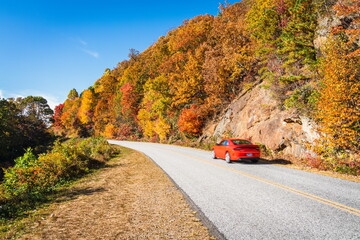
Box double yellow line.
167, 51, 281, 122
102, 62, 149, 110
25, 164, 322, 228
159, 147, 360, 217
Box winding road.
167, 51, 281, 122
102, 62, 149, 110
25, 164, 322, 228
109, 140, 360, 240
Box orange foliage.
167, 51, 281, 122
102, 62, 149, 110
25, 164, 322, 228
167, 15, 214, 52
54, 0, 359, 154
103, 123, 117, 139
59, 98, 81, 137
178, 105, 206, 137
316, 1, 360, 152
119, 82, 138, 119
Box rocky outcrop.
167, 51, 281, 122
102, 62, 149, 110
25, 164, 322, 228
201, 84, 319, 159
313, 1, 340, 53
314, 0, 360, 55
200, 1, 357, 160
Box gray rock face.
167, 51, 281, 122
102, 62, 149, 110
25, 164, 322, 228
202, 84, 319, 159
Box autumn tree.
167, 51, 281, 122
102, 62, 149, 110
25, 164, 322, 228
178, 104, 206, 137
78, 88, 95, 125
53, 103, 64, 127
137, 75, 172, 140
93, 71, 119, 135
67, 88, 79, 100
59, 89, 82, 137
119, 82, 138, 119
316, 0, 360, 152
52, 103, 65, 137
203, 2, 256, 111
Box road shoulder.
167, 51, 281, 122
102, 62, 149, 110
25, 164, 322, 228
16, 147, 214, 239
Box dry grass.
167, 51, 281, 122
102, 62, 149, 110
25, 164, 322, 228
6, 147, 214, 240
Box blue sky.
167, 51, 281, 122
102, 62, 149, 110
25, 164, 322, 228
0, 0, 236, 109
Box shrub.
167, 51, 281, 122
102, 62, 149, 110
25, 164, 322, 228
0, 137, 119, 219
284, 84, 319, 114
12, 148, 38, 168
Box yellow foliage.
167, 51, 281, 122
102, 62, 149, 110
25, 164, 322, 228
246, 0, 279, 46
103, 123, 117, 139
137, 108, 155, 139
154, 116, 171, 141
172, 53, 204, 107
78, 89, 94, 125
316, 37, 360, 151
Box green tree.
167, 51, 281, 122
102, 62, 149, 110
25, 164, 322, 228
0, 98, 54, 167
15, 96, 54, 124
67, 88, 79, 100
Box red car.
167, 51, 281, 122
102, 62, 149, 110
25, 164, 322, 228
212, 139, 260, 163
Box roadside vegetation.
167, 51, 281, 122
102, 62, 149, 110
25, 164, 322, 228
0, 97, 55, 178
0, 137, 119, 223
0, 145, 214, 240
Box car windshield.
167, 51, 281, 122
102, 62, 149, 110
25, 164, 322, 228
231, 140, 252, 145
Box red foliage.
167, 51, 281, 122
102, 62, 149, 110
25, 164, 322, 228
276, 0, 289, 28
114, 123, 135, 140
120, 83, 138, 118
53, 103, 64, 127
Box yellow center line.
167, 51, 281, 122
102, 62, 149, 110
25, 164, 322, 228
158, 146, 360, 217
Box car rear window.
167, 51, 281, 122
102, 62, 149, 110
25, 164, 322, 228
231, 140, 252, 145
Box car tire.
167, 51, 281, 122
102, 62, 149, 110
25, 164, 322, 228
225, 152, 231, 163
212, 150, 217, 159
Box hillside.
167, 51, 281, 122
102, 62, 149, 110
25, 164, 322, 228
52, 0, 359, 173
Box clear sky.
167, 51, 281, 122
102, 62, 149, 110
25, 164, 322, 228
0, 0, 237, 109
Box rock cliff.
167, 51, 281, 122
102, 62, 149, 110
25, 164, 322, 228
201, 83, 319, 159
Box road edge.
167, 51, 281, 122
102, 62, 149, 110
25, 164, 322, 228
138, 151, 227, 240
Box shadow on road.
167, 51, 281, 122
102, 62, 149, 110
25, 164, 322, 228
214, 158, 292, 165
258, 158, 292, 165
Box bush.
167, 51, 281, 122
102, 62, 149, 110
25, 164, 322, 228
0, 137, 119, 219
304, 149, 360, 176
284, 84, 318, 113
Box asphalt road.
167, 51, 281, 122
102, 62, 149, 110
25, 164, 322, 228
109, 140, 360, 240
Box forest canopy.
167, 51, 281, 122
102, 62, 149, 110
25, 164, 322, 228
52, 0, 359, 158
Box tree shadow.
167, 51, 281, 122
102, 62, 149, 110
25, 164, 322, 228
101, 163, 126, 169
54, 187, 106, 203
259, 158, 292, 165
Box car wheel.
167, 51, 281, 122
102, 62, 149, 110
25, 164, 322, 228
212, 150, 217, 159
225, 152, 231, 163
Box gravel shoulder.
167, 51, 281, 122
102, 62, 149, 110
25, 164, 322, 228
17, 147, 214, 240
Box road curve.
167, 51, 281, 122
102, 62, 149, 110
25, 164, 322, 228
109, 140, 360, 240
